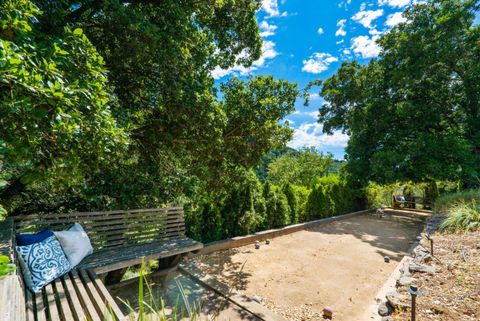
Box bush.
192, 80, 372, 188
305, 175, 358, 219
435, 189, 480, 232
434, 189, 480, 214
263, 182, 291, 228
290, 185, 311, 223
439, 201, 480, 232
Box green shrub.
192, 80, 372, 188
439, 200, 480, 232
435, 189, 480, 232
263, 182, 291, 228
283, 183, 298, 224
290, 185, 311, 223
434, 189, 480, 213
305, 175, 358, 219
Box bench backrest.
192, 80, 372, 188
13, 207, 186, 252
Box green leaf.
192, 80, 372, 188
73, 28, 83, 35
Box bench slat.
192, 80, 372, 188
53, 278, 74, 321
45, 283, 60, 321
35, 291, 47, 321
87, 270, 126, 321
62, 273, 86, 321
78, 270, 113, 321
70, 270, 102, 321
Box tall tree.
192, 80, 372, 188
0, 0, 126, 206
267, 148, 334, 187
314, 0, 480, 186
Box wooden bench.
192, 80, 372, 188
1, 207, 203, 321
13, 207, 203, 275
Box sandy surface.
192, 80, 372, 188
193, 214, 424, 321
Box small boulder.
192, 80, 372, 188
381, 317, 394, 321
378, 302, 390, 316
386, 291, 409, 310
397, 276, 417, 286
409, 262, 436, 274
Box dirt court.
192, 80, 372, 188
192, 213, 424, 321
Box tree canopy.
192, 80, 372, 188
314, 0, 480, 186
267, 148, 334, 187
0, 0, 299, 216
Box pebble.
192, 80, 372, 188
252, 295, 263, 303
323, 306, 333, 319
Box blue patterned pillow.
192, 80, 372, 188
16, 235, 72, 293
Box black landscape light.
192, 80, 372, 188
408, 285, 422, 321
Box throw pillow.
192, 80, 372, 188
16, 229, 54, 246
54, 223, 93, 267
16, 235, 71, 293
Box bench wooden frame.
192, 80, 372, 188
1, 207, 203, 321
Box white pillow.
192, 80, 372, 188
54, 223, 93, 267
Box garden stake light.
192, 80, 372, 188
408, 285, 421, 321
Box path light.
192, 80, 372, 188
426, 233, 434, 256
408, 285, 422, 321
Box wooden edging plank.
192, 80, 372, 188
197, 208, 375, 255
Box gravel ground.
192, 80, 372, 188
391, 231, 480, 321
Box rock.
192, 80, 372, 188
378, 302, 390, 316
409, 262, 436, 274
386, 291, 410, 310
397, 276, 417, 286
322, 306, 333, 319
381, 317, 394, 321
252, 295, 263, 303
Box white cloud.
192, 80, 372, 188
302, 52, 338, 74
262, 0, 287, 18
352, 9, 384, 29
336, 39, 345, 44
259, 20, 277, 37
288, 123, 349, 149
378, 0, 410, 7
385, 12, 407, 27
262, 0, 280, 17
343, 48, 351, 55
350, 35, 381, 58
317, 27, 324, 35
211, 40, 278, 79
335, 19, 347, 36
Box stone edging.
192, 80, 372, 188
196, 208, 375, 255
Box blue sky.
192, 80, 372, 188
213, 0, 480, 160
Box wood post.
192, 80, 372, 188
104, 267, 128, 286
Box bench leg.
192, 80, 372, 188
157, 254, 185, 270
104, 267, 128, 286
